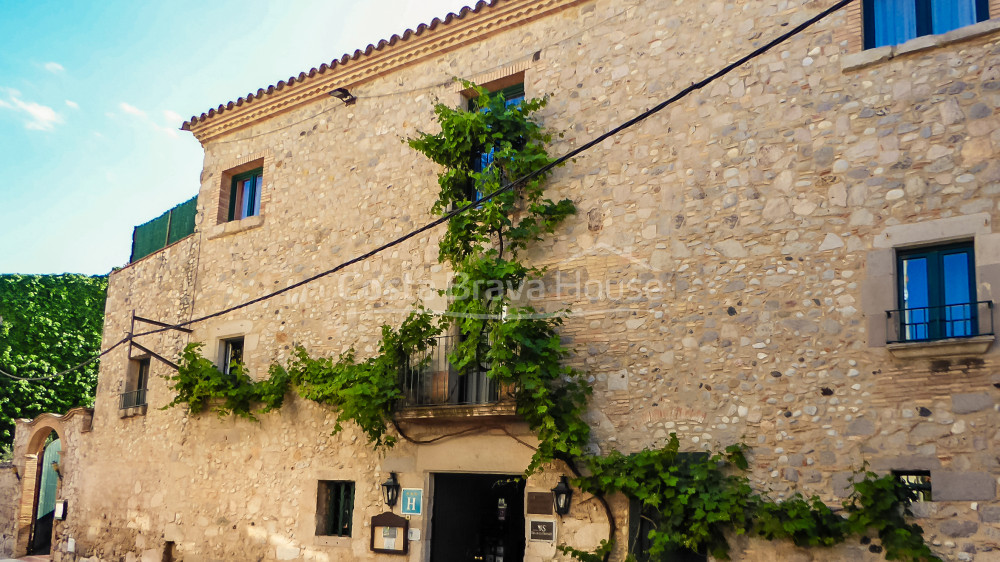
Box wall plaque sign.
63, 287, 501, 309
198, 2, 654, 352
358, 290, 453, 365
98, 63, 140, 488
400, 488, 423, 516
370, 512, 409, 554
526, 492, 553, 515
528, 519, 556, 542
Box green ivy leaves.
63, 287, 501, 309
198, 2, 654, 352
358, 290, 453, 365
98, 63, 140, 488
165, 312, 443, 448
0, 274, 108, 446
570, 439, 939, 562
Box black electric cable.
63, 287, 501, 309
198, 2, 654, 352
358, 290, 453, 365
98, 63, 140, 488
0, 336, 130, 381
133, 0, 854, 340
6, 0, 855, 380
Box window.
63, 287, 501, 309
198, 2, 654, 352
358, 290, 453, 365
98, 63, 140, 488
863, 0, 989, 49
466, 83, 525, 203
120, 357, 150, 409
628, 496, 706, 562
221, 337, 245, 375
627, 453, 708, 562
228, 168, 263, 221
894, 243, 977, 342
893, 470, 932, 502
316, 481, 355, 537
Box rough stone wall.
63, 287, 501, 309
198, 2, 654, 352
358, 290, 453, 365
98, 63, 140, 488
38, 0, 1000, 560
0, 462, 17, 556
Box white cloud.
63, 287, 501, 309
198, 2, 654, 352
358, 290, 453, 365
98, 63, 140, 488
155, 124, 179, 138
0, 89, 64, 131
163, 109, 182, 123
65, 100, 79, 109
44, 62, 65, 74
119, 102, 145, 117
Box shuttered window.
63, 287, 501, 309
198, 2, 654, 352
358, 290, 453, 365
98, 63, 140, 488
317, 481, 355, 537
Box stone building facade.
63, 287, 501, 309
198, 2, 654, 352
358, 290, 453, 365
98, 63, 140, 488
3, 0, 1000, 560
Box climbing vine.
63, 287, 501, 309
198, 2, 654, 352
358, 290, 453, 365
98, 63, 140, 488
164, 84, 938, 561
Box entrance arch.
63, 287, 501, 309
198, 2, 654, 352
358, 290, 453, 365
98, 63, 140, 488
13, 411, 77, 558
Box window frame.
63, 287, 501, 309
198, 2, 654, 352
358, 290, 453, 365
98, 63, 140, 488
627, 453, 709, 562
895, 242, 978, 342
221, 337, 245, 375
862, 0, 990, 49
464, 83, 526, 203
316, 480, 355, 537
228, 168, 263, 221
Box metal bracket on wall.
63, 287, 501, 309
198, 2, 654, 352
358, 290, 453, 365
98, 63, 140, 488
126, 311, 188, 371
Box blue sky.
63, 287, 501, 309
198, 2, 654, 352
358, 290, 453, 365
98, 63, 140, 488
0, 0, 469, 275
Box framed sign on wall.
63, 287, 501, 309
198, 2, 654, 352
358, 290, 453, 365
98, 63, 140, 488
371, 512, 409, 555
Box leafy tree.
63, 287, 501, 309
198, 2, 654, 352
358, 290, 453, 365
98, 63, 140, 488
0, 274, 108, 447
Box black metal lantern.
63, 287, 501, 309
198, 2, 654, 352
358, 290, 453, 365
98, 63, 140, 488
329, 88, 357, 105
552, 475, 573, 516
381, 472, 400, 509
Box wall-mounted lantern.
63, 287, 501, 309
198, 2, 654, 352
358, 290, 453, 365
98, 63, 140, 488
382, 472, 400, 509
329, 88, 357, 105
552, 475, 573, 516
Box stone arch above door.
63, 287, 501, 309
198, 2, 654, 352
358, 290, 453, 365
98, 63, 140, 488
11, 408, 92, 558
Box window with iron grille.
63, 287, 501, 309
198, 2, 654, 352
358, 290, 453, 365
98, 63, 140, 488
316, 481, 355, 537
863, 0, 989, 49
120, 357, 150, 410
893, 470, 932, 502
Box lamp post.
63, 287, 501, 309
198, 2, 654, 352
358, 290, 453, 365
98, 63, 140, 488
551, 475, 572, 516
381, 472, 400, 509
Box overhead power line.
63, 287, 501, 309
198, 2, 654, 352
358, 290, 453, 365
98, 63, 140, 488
2, 0, 854, 380
135, 0, 854, 339
0, 336, 129, 382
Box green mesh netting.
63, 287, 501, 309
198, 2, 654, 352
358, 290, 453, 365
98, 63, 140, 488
130, 196, 197, 262
167, 197, 197, 245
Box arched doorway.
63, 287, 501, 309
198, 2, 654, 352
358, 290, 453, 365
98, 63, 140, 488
27, 432, 61, 554
15, 418, 68, 558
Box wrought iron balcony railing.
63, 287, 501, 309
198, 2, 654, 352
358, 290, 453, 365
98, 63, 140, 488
886, 301, 994, 344
118, 388, 147, 410
399, 335, 501, 407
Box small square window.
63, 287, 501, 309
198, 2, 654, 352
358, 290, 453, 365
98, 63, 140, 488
221, 337, 244, 375
863, 0, 989, 49
890, 242, 980, 343
228, 168, 263, 221
120, 357, 150, 410
317, 481, 355, 537
893, 470, 932, 502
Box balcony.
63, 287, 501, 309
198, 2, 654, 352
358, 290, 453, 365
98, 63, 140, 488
118, 388, 148, 417
886, 301, 995, 358
397, 335, 517, 421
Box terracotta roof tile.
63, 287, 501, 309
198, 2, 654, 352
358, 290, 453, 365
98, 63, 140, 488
181, 0, 497, 130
